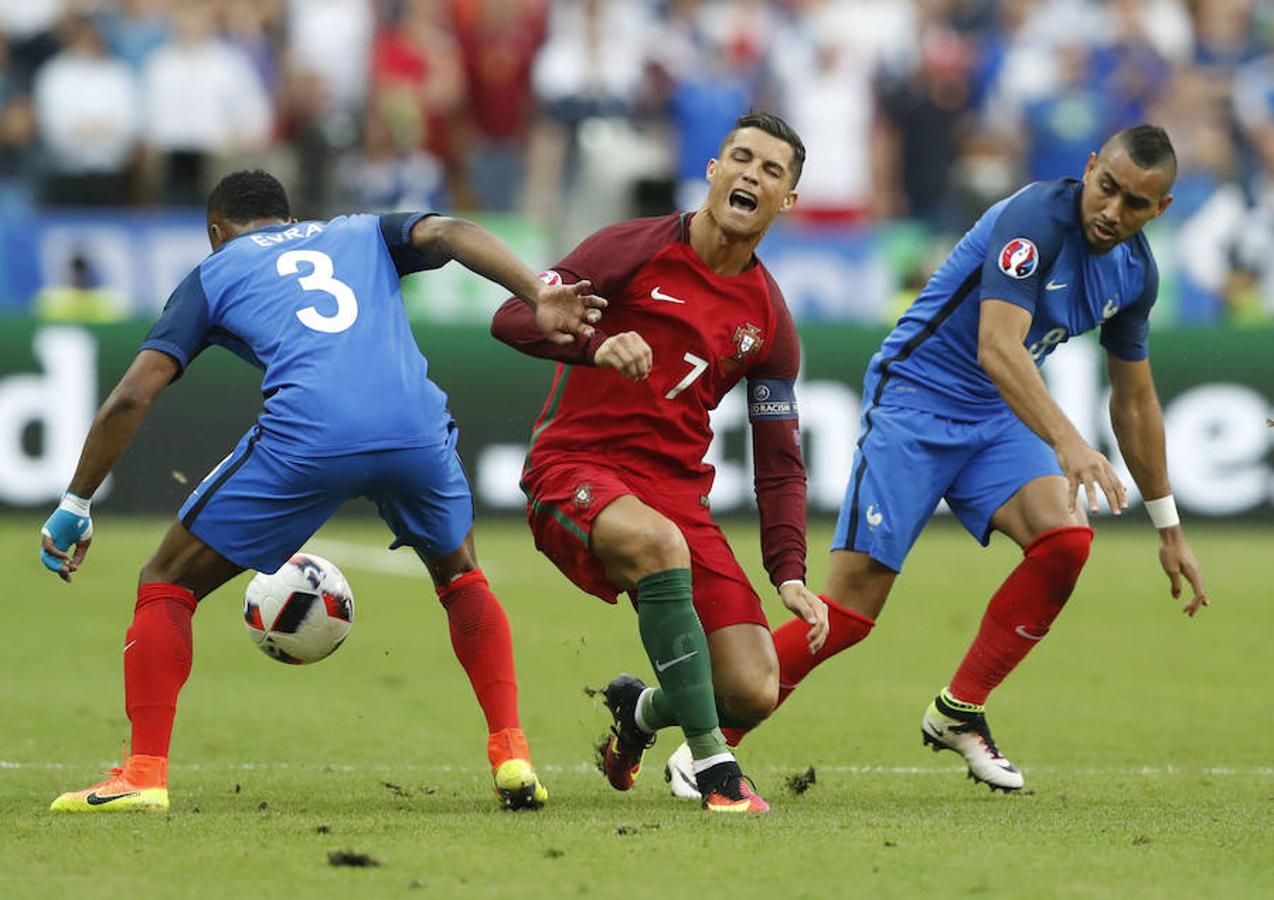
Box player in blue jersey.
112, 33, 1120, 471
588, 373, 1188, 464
39, 170, 603, 813
701, 125, 1210, 792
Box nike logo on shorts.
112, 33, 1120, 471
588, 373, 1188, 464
1045, 281, 1068, 291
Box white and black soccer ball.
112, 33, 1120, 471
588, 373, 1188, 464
243, 554, 354, 664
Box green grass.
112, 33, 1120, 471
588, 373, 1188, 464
2, 514, 1270, 898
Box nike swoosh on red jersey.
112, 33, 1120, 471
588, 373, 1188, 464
650, 286, 686, 304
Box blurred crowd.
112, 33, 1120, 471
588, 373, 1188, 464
3, 0, 1274, 323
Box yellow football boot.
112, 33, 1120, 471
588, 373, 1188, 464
50, 753, 169, 813
489, 728, 547, 810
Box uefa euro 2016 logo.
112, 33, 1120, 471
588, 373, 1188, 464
998, 238, 1038, 279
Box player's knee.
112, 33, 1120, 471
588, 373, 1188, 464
1026, 525, 1093, 589
631, 518, 690, 575
719, 679, 779, 727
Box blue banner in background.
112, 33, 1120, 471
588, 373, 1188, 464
0, 210, 208, 316
0, 210, 1240, 327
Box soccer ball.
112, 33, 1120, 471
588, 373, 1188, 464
243, 554, 354, 664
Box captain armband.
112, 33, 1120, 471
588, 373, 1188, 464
747, 378, 799, 422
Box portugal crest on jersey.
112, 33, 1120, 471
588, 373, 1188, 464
731, 323, 765, 363
998, 238, 1038, 279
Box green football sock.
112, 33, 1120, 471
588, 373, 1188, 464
635, 569, 728, 761
637, 685, 678, 731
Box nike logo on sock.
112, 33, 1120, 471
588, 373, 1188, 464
654, 650, 699, 672
123, 640, 137, 653
1014, 625, 1046, 641
85, 790, 141, 806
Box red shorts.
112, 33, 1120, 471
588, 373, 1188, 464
522, 458, 769, 633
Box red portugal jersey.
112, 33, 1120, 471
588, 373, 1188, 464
522, 212, 799, 485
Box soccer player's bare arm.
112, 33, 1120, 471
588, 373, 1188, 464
978, 299, 1126, 514
1106, 354, 1209, 614
68, 349, 178, 499
408, 215, 604, 344
40, 349, 179, 579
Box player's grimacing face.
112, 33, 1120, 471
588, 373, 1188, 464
705, 128, 798, 237
1080, 146, 1173, 254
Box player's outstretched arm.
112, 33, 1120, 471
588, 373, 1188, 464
978, 299, 1127, 515
1106, 354, 1209, 615
409, 215, 605, 344
39, 350, 178, 582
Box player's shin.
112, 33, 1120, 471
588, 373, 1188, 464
720, 595, 875, 747
635, 569, 730, 762
125, 582, 198, 761
436, 569, 524, 763
948, 526, 1092, 705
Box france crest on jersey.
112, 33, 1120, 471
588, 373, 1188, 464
141, 213, 451, 455
864, 178, 1158, 421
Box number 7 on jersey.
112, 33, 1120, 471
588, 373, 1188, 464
665, 352, 708, 400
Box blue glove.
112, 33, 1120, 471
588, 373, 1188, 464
40, 492, 93, 574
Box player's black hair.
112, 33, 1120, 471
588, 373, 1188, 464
1107, 124, 1177, 180
723, 111, 806, 187
206, 169, 291, 224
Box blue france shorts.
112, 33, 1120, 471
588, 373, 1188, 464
832, 403, 1061, 572
178, 422, 474, 573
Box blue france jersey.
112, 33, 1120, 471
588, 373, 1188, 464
866, 178, 1157, 420
142, 213, 451, 455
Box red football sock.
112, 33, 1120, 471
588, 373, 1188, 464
125, 582, 198, 758
949, 526, 1092, 706
721, 595, 875, 747
437, 569, 520, 741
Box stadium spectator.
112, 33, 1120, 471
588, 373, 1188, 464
284, 0, 373, 116
100, 0, 170, 71
769, 0, 914, 223
369, 0, 464, 206
32, 14, 140, 206
450, 0, 547, 212
1021, 41, 1114, 182
877, 26, 975, 229
0, 37, 36, 206
525, 0, 653, 223
0, 0, 63, 90
339, 96, 444, 212
141, 2, 273, 205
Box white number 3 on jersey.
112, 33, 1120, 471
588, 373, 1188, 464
277, 249, 359, 333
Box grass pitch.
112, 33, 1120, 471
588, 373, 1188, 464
2, 514, 1270, 899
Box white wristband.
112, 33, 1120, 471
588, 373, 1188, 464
1144, 495, 1179, 530
59, 491, 91, 517
778, 579, 804, 590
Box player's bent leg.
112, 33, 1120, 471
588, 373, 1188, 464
421, 532, 547, 810
710, 623, 780, 730
53, 523, 241, 813
927, 475, 1093, 792
824, 549, 897, 622
593, 499, 765, 810
662, 623, 778, 801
